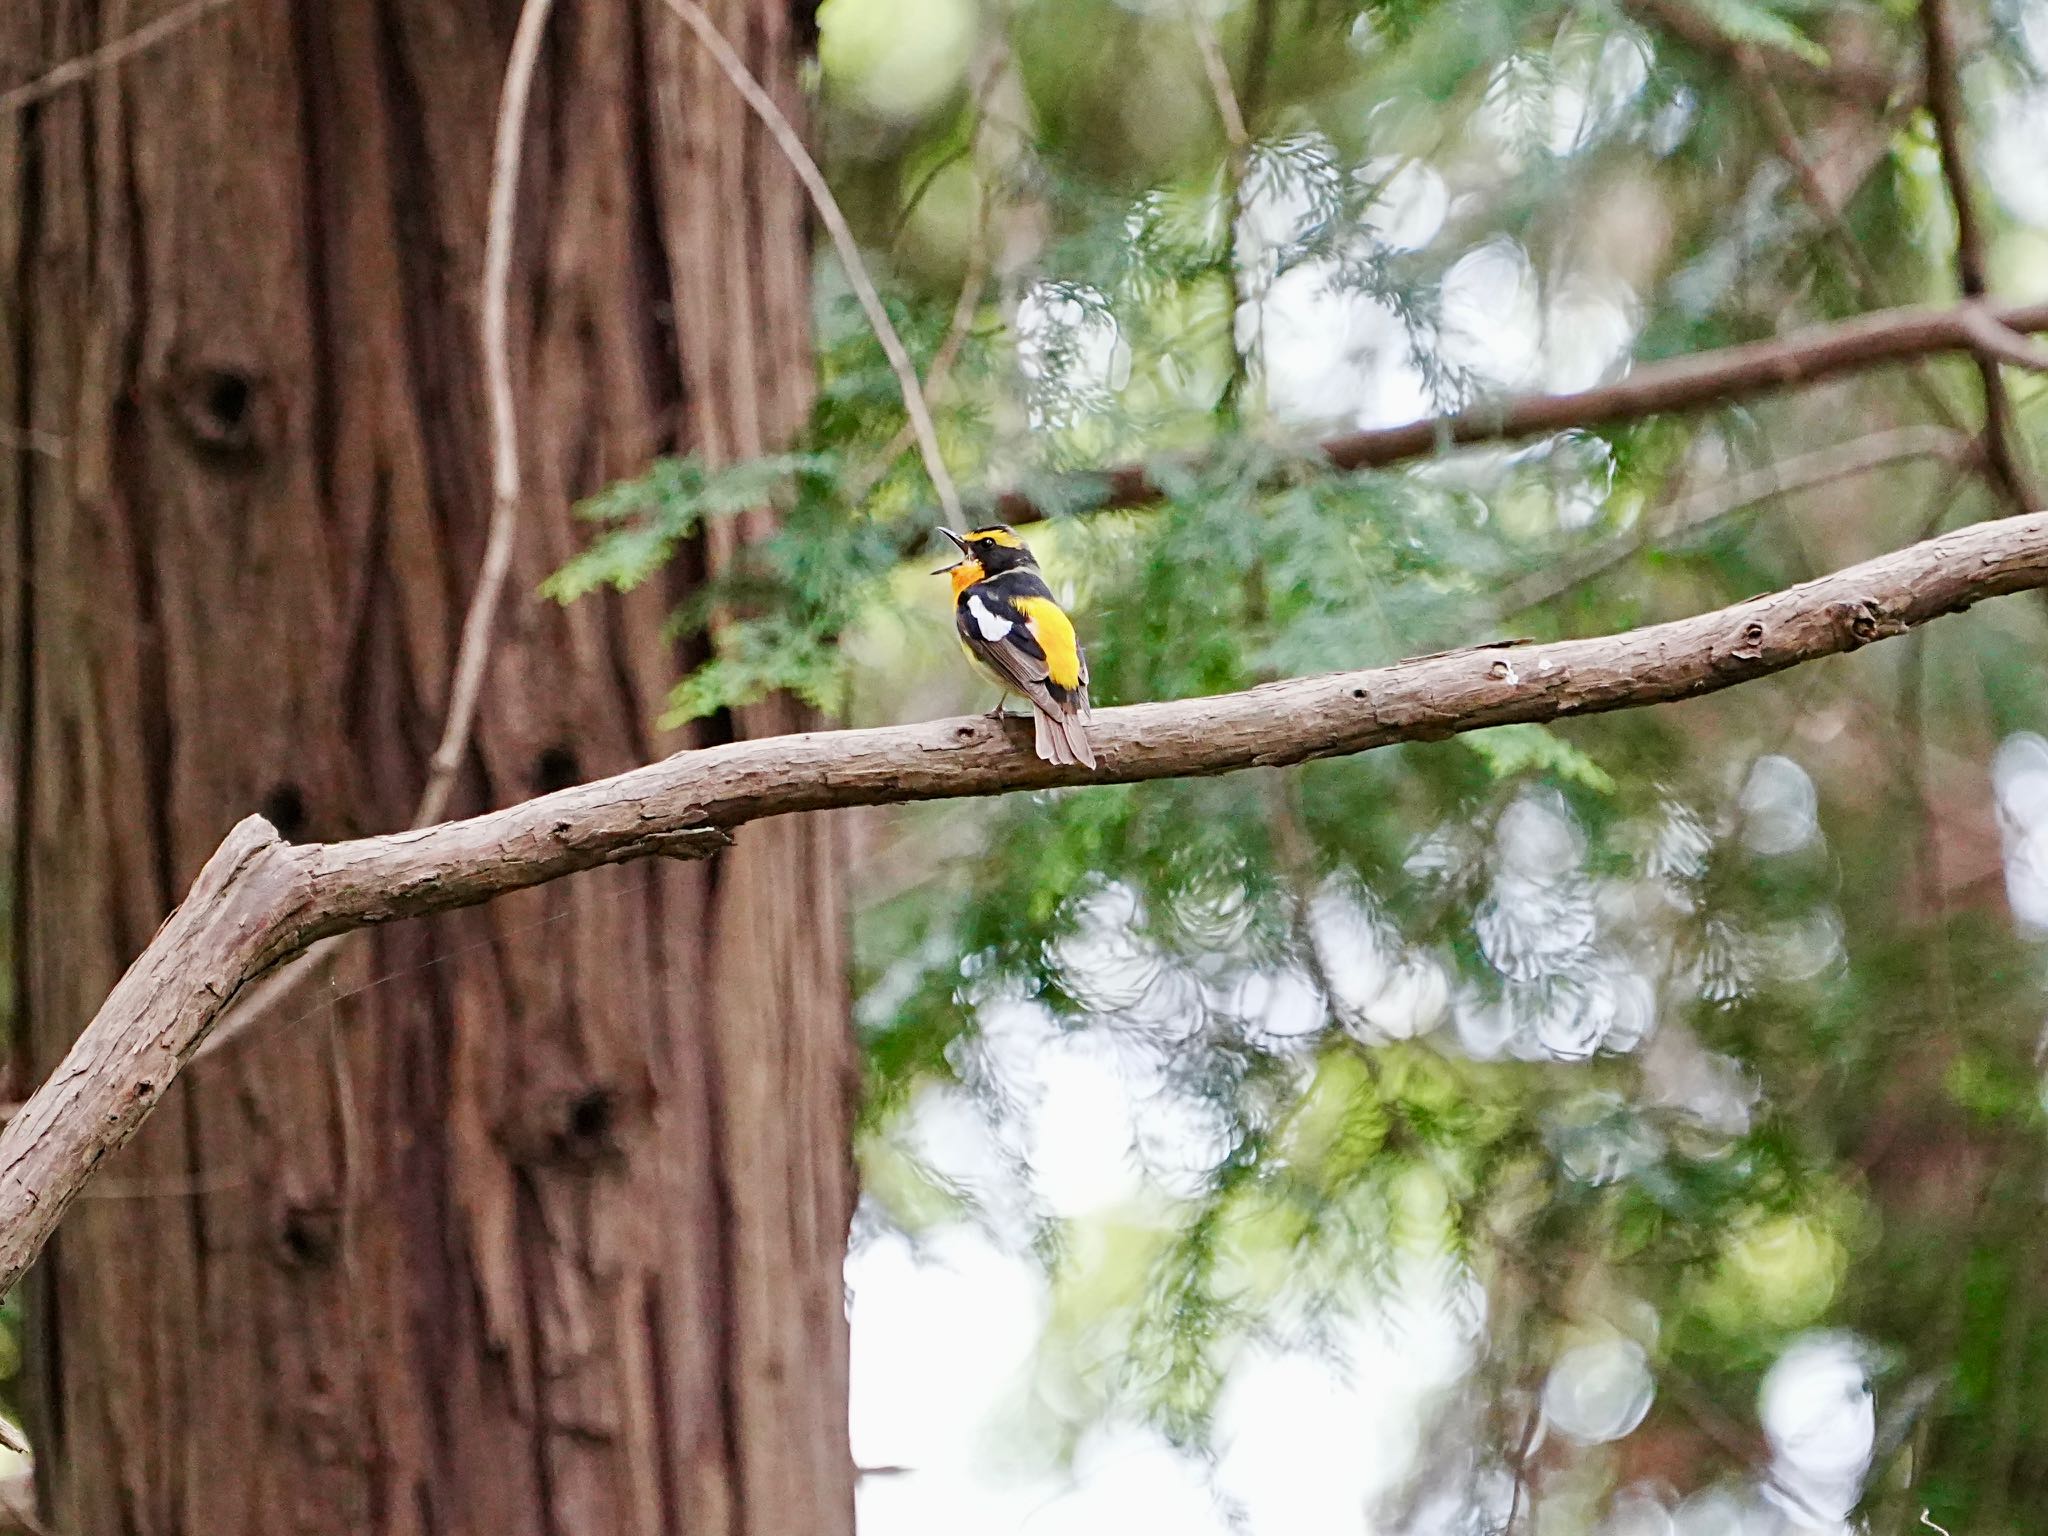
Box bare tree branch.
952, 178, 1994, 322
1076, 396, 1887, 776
0, 0, 234, 116
989, 296, 2048, 526
661, 0, 966, 529
1919, 0, 2044, 509
11, 507, 2048, 1294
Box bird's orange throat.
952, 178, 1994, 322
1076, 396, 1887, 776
948, 560, 986, 599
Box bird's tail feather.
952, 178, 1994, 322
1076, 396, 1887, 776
1034, 706, 1097, 770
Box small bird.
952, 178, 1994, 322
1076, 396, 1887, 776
934, 524, 1096, 769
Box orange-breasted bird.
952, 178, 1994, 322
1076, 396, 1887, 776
934, 524, 1096, 769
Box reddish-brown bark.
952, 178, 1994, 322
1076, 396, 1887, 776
0, 3, 853, 1533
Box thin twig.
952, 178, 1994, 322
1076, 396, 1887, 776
1745, 63, 1971, 434
1187, 1, 1259, 413
1186, 1, 1250, 160
1749, 66, 1886, 289
890, 139, 973, 245
0, 0, 234, 116
1502, 1376, 1544, 1532
1499, 425, 1972, 613
848, 45, 1011, 506
1919, 0, 2044, 510
1921, 0, 1994, 300
662, 0, 965, 529
847, 232, 990, 507
416, 0, 557, 830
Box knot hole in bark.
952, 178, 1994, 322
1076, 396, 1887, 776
1733, 619, 1768, 661
1836, 599, 1882, 645
277, 1203, 341, 1269
542, 1087, 627, 1169
166, 358, 269, 463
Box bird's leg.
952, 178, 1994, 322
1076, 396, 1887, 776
985, 695, 1010, 720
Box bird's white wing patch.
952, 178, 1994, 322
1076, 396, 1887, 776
967, 594, 1013, 641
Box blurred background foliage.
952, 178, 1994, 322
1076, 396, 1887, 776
549, 0, 2048, 1529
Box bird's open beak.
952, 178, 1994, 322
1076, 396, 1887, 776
931, 526, 969, 574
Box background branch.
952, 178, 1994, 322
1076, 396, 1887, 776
1918, 0, 2043, 509
1746, 63, 1975, 437
11, 507, 2048, 1298
1186, 1, 1251, 160
988, 296, 2048, 525
1620, 0, 1907, 105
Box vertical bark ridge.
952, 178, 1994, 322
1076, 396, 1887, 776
2, 2, 854, 1533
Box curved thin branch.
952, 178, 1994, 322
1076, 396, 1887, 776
988, 297, 2048, 526
0, 0, 234, 116
416, 0, 557, 830
9, 507, 2048, 1293
661, 0, 966, 529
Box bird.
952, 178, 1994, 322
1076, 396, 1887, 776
933, 523, 1097, 769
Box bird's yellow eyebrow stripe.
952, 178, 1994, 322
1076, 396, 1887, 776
971, 527, 1024, 548
1015, 595, 1081, 689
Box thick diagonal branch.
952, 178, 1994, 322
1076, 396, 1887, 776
6, 508, 2048, 1293
989, 297, 2048, 526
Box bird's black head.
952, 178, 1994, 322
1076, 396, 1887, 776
934, 524, 1038, 579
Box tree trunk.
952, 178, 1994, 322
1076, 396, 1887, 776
0, 3, 854, 1533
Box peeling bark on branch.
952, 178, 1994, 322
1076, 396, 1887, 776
990, 298, 2048, 526
7, 507, 2048, 1300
